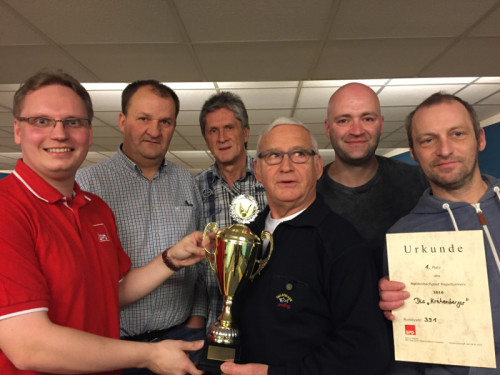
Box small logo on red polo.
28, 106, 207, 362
405, 325, 416, 335
276, 293, 293, 310
93, 223, 110, 242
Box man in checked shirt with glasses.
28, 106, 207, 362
77, 80, 206, 375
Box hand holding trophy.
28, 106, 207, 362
198, 195, 273, 373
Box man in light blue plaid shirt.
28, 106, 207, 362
77, 80, 206, 375
195, 92, 267, 329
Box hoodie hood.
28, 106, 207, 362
410, 175, 500, 215
389, 174, 500, 235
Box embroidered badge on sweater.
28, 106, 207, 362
276, 293, 293, 310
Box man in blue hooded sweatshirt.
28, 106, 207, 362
379, 92, 500, 375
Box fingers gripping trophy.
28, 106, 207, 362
198, 195, 273, 372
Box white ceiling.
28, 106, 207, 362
1, 0, 500, 174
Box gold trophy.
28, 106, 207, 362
198, 195, 273, 372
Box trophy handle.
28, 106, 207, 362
203, 222, 219, 273
249, 230, 274, 280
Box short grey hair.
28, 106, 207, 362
256, 117, 318, 153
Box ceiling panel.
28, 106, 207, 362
457, 84, 500, 104
0, 45, 99, 83
377, 85, 470, 106
65, 44, 203, 82
4, 0, 183, 44
91, 125, 123, 138
422, 37, 500, 77
475, 105, 500, 119
315, 38, 455, 79
0, 2, 47, 44
175, 89, 219, 111
177, 0, 331, 42
381, 122, 405, 133
247, 109, 292, 125
468, 4, 500, 36
195, 42, 318, 81
481, 92, 500, 105
330, 0, 498, 39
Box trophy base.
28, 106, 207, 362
197, 340, 241, 374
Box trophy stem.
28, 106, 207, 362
219, 296, 233, 327
209, 296, 240, 345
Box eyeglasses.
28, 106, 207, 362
16, 117, 91, 129
257, 148, 316, 165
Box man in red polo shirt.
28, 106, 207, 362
0, 71, 205, 375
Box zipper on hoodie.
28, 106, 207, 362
472, 203, 500, 275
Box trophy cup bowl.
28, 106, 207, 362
198, 221, 273, 372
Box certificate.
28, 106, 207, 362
386, 230, 495, 368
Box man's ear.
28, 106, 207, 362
118, 112, 126, 133
315, 154, 324, 180
243, 126, 250, 144
14, 118, 21, 145
254, 159, 262, 183
409, 145, 417, 162
324, 119, 330, 139
477, 128, 486, 152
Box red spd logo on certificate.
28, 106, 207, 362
405, 325, 416, 335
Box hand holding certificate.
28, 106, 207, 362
386, 230, 496, 368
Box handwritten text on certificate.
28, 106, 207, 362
386, 230, 495, 368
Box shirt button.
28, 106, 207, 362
285, 283, 293, 291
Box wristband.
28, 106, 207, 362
162, 248, 182, 272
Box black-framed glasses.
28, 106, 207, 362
16, 117, 91, 129
257, 148, 316, 165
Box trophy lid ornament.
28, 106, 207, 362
230, 194, 259, 224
